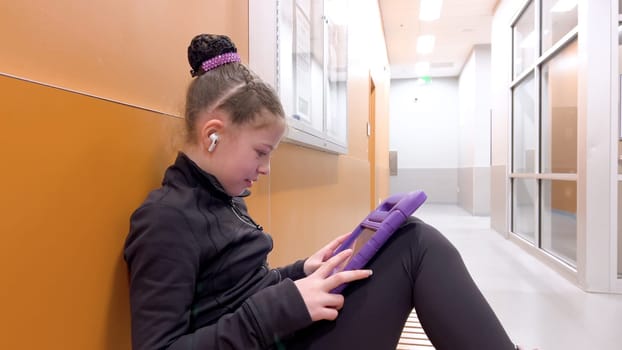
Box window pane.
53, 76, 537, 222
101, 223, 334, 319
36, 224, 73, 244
512, 73, 536, 173
541, 180, 576, 266
541, 40, 578, 174
513, 1, 536, 78
541, 0, 578, 52
325, 0, 348, 144
512, 178, 537, 243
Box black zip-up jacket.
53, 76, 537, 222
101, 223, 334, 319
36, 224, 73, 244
124, 153, 312, 350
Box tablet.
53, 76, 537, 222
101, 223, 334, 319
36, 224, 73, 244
330, 190, 427, 293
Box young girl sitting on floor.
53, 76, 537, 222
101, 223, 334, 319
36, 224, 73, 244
124, 33, 528, 350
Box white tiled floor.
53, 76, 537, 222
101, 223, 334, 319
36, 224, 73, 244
408, 204, 622, 350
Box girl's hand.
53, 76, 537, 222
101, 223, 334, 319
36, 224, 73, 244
303, 233, 350, 276
294, 249, 372, 322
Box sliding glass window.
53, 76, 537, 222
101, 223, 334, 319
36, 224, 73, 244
513, 1, 536, 79
513, 73, 536, 173
540, 39, 577, 264
541, 0, 578, 53
512, 178, 537, 243
541, 40, 578, 175
510, 0, 578, 267
541, 180, 576, 264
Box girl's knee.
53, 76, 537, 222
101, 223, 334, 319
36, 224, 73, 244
399, 217, 460, 259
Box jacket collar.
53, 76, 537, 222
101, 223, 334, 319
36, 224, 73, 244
164, 152, 251, 199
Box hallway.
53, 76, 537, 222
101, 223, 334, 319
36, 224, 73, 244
400, 204, 622, 350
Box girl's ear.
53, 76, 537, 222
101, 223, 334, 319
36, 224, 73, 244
198, 118, 224, 152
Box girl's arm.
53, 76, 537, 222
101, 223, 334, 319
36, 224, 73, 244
276, 259, 307, 280
125, 205, 312, 350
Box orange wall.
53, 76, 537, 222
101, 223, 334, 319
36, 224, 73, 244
0, 0, 248, 116
0, 75, 179, 349
0, 1, 390, 348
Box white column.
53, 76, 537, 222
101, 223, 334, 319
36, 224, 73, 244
577, 0, 615, 292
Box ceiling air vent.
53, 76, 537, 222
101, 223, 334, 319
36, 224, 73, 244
430, 62, 454, 69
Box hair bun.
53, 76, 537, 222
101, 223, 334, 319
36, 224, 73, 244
188, 34, 238, 77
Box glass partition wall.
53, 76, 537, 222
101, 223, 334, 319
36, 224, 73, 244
510, 0, 578, 267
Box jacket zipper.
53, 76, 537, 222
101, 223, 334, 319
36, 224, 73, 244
230, 200, 264, 231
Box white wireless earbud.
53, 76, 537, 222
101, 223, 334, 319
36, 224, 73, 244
208, 133, 219, 152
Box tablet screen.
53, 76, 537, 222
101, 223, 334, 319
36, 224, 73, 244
335, 227, 376, 272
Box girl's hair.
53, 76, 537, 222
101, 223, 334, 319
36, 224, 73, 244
185, 34, 285, 142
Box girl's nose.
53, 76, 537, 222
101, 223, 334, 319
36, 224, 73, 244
258, 162, 270, 175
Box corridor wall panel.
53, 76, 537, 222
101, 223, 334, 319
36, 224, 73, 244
0, 0, 248, 116
0, 74, 180, 349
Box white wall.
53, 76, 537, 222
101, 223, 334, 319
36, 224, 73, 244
389, 77, 460, 202
459, 53, 477, 167
457, 45, 492, 215
475, 45, 492, 167
459, 45, 492, 168
576, 0, 617, 292
389, 78, 459, 168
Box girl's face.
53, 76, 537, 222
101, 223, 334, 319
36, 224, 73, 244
210, 113, 286, 196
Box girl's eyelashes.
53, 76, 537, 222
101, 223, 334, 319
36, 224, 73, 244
256, 150, 268, 157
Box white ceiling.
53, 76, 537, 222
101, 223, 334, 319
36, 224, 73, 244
379, 0, 499, 79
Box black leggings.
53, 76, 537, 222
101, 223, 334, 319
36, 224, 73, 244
282, 217, 516, 350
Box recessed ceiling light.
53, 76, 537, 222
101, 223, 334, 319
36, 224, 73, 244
420, 0, 443, 21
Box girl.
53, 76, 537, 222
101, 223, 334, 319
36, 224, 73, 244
124, 33, 522, 350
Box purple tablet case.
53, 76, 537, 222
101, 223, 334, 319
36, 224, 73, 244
330, 190, 427, 293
